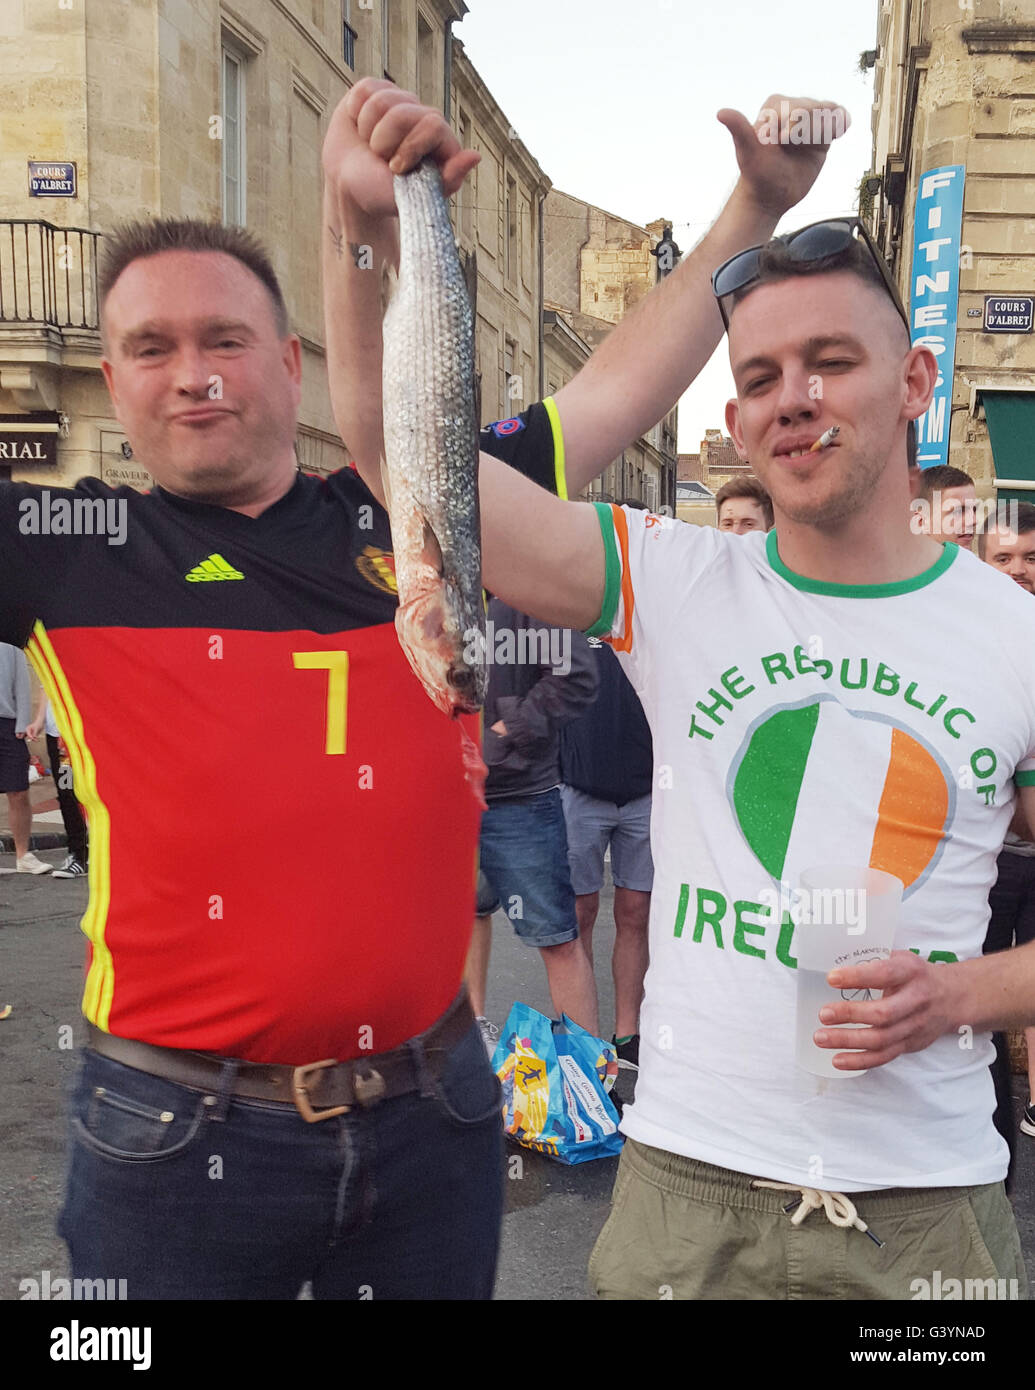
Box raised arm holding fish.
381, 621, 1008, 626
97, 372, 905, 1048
321, 79, 843, 632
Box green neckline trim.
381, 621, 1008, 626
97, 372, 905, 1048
586, 503, 620, 637
765, 529, 957, 597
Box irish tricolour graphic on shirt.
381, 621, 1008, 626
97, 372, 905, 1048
727, 694, 955, 898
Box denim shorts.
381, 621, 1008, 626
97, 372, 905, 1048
478, 788, 579, 948
560, 785, 654, 895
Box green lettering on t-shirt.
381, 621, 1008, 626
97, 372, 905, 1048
775, 912, 798, 969
732, 901, 768, 959
673, 883, 690, 938
692, 888, 726, 948
761, 651, 794, 684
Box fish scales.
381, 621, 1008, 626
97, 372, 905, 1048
382, 158, 487, 736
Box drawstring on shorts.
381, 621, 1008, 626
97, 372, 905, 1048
750, 1180, 885, 1248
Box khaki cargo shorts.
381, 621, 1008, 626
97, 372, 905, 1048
588, 1138, 1029, 1301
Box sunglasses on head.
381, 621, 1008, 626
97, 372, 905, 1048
711, 218, 911, 334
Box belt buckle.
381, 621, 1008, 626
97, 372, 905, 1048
292, 1058, 348, 1123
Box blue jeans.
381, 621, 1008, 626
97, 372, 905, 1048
59, 1020, 504, 1299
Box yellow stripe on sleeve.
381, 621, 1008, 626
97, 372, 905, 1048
542, 397, 568, 501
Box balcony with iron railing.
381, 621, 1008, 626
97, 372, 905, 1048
0, 220, 101, 335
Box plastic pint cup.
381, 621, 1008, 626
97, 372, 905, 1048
794, 865, 903, 1078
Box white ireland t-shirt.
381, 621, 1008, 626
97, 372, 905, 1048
588, 504, 1035, 1191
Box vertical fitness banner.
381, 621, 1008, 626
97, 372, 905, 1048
909, 165, 966, 468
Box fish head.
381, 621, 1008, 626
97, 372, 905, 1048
395, 581, 486, 718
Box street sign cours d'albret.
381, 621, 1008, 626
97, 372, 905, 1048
28, 162, 77, 197
983, 296, 1033, 334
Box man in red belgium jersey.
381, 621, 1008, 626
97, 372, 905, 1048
1, 216, 505, 1300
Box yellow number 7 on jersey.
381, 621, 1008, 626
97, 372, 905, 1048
292, 651, 349, 755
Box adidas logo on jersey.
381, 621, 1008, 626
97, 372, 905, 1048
185, 553, 245, 582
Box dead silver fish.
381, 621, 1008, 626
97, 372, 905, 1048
381, 160, 486, 789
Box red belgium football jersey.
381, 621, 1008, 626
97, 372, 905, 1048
1, 469, 484, 1063
1, 402, 560, 1063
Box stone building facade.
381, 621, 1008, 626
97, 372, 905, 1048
697, 428, 749, 493
449, 38, 550, 427
676, 432, 747, 488
541, 189, 679, 512
867, 0, 1035, 498
674, 430, 753, 526
678, 451, 702, 483
0, 0, 547, 487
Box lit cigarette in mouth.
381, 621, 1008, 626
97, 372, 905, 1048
809, 426, 840, 453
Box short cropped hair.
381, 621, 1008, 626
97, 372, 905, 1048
715, 475, 774, 528
98, 218, 290, 341
619, 496, 651, 511
728, 236, 903, 341
976, 500, 1035, 559
914, 464, 974, 503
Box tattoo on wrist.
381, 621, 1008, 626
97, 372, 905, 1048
328, 226, 344, 259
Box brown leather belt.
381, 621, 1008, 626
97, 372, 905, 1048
85, 990, 474, 1123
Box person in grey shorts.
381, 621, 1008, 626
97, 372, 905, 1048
560, 630, 653, 1079
0, 641, 52, 875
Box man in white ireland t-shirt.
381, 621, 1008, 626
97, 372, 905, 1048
579, 226, 1035, 1299
323, 85, 1035, 1300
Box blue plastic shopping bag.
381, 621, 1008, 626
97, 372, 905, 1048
491, 1002, 623, 1164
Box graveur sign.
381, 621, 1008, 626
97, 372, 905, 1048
984, 296, 1033, 334
0, 415, 59, 466
28, 161, 77, 196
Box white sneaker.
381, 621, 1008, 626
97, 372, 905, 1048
52, 855, 87, 879
17, 852, 52, 875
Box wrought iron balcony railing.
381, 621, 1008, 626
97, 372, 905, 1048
0, 220, 100, 331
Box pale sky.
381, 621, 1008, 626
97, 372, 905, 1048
456, 0, 880, 451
